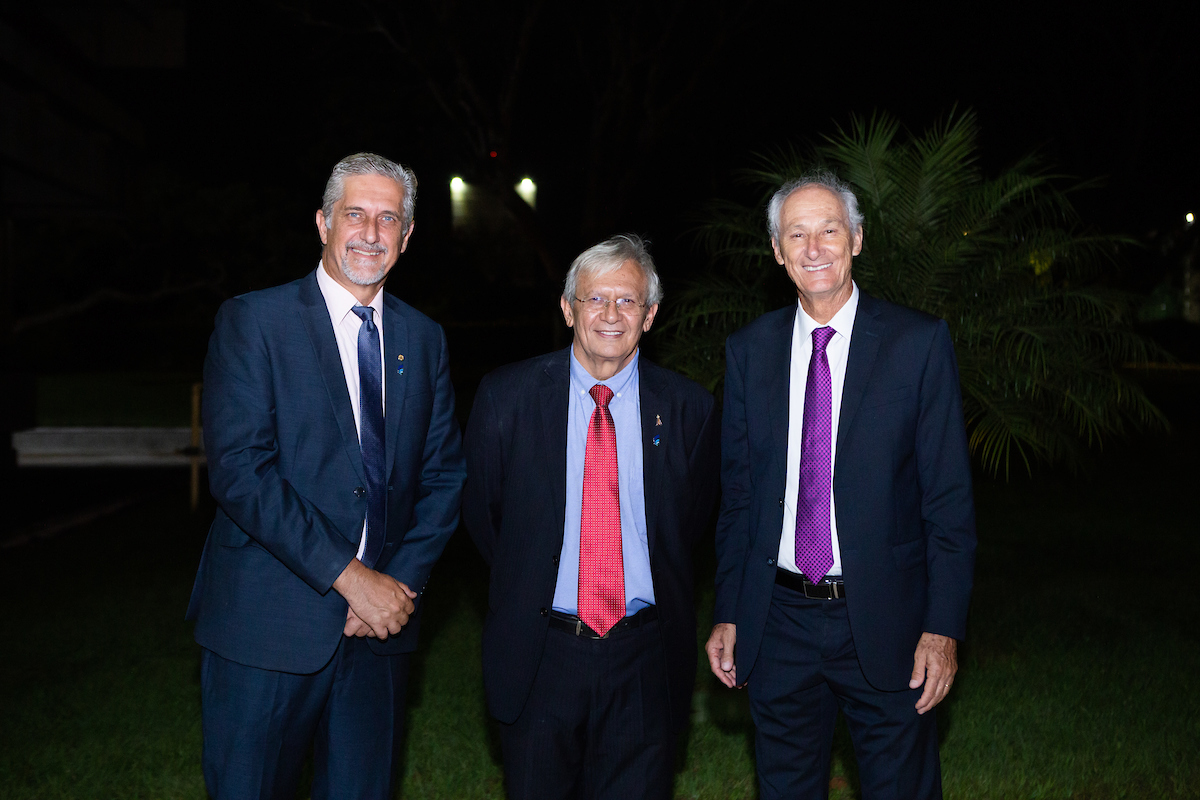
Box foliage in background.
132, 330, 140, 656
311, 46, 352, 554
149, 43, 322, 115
659, 110, 1165, 475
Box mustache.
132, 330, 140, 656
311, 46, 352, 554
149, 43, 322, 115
346, 240, 386, 255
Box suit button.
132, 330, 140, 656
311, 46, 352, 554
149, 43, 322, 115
767, 557, 776, 566
552, 554, 560, 566
778, 497, 784, 507
539, 608, 549, 617
353, 486, 366, 498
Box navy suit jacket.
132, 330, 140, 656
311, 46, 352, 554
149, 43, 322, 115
714, 291, 976, 691
463, 348, 720, 729
186, 269, 466, 674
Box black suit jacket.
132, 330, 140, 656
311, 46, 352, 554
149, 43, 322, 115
714, 291, 976, 690
463, 348, 720, 729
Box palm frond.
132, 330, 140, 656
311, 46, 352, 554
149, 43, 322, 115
660, 108, 1166, 476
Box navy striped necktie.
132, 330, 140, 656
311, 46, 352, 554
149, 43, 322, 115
352, 305, 386, 569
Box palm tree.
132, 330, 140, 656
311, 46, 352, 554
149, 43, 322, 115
658, 110, 1164, 475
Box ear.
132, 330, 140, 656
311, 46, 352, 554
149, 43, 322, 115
316, 210, 329, 245
641, 303, 659, 333
560, 296, 575, 329
852, 226, 864, 257
771, 237, 785, 265
399, 220, 416, 253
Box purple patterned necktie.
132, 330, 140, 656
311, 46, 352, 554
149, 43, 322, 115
796, 326, 835, 583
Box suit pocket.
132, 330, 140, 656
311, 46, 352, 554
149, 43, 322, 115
892, 538, 925, 570
860, 385, 912, 409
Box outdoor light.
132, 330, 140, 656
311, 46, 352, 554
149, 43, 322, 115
1187, 212, 1195, 225
450, 177, 465, 193
516, 177, 537, 208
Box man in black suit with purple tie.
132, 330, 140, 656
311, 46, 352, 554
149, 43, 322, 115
706, 172, 976, 799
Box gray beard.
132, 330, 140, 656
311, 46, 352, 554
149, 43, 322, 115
337, 250, 388, 286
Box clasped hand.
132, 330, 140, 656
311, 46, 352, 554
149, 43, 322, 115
332, 558, 417, 639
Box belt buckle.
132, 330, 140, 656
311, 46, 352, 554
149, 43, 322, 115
803, 579, 841, 600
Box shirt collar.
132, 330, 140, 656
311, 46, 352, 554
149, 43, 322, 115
569, 347, 639, 401
316, 260, 384, 325
796, 281, 859, 341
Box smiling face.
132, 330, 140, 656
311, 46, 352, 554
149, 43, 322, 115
771, 185, 863, 323
560, 259, 660, 381
316, 173, 414, 303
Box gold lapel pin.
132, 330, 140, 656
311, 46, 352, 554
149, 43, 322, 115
397, 354, 404, 361
655, 414, 662, 426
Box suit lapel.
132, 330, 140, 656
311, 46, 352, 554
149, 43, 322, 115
538, 350, 571, 538
382, 295, 409, 480
837, 291, 883, 459
764, 305, 798, 481
299, 272, 366, 486
638, 358, 666, 558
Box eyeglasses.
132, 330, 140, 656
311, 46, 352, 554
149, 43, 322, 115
572, 296, 646, 314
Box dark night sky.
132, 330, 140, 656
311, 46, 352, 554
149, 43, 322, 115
122, 0, 1198, 232
163, 2, 1195, 216
8, 0, 1199, 372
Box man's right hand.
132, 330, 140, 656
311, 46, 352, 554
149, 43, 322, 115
332, 559, 418, 640
705, 623, 739, 688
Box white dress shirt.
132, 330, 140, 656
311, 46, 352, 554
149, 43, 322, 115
776, 282, 860, 577
316, 262, 386, 560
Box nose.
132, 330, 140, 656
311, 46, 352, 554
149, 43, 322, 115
806, 235, 822, 260
362, 217, 380, 242
600, 299, 622, 322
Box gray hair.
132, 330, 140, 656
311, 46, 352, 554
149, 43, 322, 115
767, 170, 864, 244
321, 152, 417, 229
562, 233, 664, 307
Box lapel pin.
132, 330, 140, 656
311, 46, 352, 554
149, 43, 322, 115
652, 436, 660, 447
397, 368, 404, 375
397, 354, 404, 361
655, 414, 662, 426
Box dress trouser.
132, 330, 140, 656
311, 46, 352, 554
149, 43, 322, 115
748, 582, 942, 800
200, 636, 410, 800
499, 617, 675, 800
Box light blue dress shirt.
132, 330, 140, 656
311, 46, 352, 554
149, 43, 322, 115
552, 349, 655, 616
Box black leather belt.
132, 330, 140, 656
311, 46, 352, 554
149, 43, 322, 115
548, 605, 658, 639
775, 568, 846, 599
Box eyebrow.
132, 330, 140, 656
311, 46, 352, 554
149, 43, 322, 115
787, 218, 843, 228
344, 205, 401, 217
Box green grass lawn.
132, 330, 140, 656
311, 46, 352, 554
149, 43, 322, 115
1, 429, 1196, 798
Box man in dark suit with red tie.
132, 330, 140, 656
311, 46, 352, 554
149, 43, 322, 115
706, 173, 977, 799
463, 234, 720, 799
187, 153, 465, 799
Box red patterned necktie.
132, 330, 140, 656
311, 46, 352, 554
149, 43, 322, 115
578, 384, 624, 637
796, 326, 835, 583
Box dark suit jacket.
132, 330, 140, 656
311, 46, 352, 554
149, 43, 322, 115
186, 269, 466, 674
463, 348, 720, 729
714, 291, 976, 691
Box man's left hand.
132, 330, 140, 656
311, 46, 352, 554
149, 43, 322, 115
343, 607, 377, 638
909, 632, 958, 715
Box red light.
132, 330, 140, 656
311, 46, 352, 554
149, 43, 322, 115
490, 151, 497, 158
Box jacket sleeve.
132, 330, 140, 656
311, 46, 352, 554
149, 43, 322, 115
202, 296, 359, 594
713, 337, 751, 624
916, 320, 977, 639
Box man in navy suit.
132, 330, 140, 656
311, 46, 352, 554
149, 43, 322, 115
706, 173, 976, 799
187, 153, 465, 800
463, 235, 720, 799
